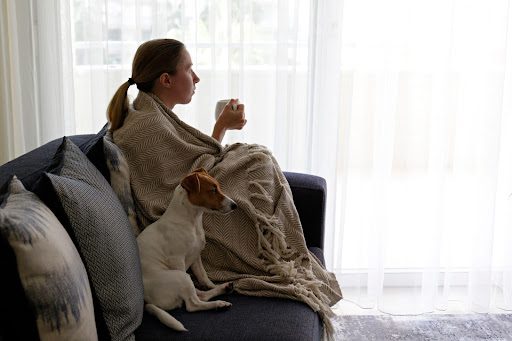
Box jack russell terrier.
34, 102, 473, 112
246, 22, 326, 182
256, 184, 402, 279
137, 168, 237, 331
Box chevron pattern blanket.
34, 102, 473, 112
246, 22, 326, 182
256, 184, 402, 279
113, 91, 342, 335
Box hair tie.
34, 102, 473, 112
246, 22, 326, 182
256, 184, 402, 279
127, 77, 135, 85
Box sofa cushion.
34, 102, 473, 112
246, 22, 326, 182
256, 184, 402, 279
0, 176, 97, 340
103, 131, 140, 236
33, 137, 143, 341
54, 127, 141, 236
84, 126, 110, 182
135, 293, 322, 341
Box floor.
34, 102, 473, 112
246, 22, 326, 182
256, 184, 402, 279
332, 287, 511, 316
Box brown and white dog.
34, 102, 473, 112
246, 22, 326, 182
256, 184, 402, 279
136, 168, 237, 331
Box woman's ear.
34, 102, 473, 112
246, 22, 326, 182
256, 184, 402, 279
159, 73, 173, 88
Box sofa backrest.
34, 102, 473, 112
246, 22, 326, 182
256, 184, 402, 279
0, 128, 107, 190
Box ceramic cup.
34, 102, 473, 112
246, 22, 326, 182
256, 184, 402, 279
215, 99, 238, 119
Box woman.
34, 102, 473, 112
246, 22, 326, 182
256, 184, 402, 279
107, 38, 341, 335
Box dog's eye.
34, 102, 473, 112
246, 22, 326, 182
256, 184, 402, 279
210, 187, 217, 194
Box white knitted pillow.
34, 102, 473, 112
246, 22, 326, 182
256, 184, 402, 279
0, 176, 97, 340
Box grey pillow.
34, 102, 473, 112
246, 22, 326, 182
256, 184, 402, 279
34, 137, 144, 341
0, 176, 97, 340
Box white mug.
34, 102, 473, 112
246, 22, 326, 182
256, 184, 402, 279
215, 99, 238, 120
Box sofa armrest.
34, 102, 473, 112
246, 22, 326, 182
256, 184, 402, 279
283, 171, 326, 250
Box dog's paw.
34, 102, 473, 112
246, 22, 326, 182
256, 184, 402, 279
224, 282, 235, 294
215, 301, 232, 311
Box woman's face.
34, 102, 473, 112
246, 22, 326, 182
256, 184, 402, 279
170, 48, 200, 105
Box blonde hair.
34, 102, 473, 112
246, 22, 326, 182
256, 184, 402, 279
107, 38, 185, 131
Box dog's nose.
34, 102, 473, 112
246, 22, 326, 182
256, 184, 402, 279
230, 202, 238, 210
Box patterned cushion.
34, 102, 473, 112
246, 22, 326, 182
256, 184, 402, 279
33, 137, 144, 341
83, 126, 140, 236
103, 131, 141, 236
0, 176, 97, 340
84, 123, 110, 182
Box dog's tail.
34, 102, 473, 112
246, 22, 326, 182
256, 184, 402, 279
145, 303, 187, 332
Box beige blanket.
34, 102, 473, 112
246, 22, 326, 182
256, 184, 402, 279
113, 91, 342, 335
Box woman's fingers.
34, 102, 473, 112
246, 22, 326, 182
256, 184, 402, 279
217, 100, 246, 131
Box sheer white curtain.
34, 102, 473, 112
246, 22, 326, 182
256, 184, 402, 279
0, 0, 75, 164
4, 0, 512, 315
0, 0, 39, 164
336, 0, 512, 314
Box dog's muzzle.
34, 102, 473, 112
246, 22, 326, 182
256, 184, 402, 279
220, 198, 237, 213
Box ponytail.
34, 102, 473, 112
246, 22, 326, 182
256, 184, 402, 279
107, 81, 131, 132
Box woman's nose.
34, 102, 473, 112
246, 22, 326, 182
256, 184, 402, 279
193, 71, 200, 83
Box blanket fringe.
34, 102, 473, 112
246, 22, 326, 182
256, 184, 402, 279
247, 163, 266, 173
294, 284, 335, 340
250, 192, 273, 203
245, 150, 337, 340
256, 225, 282, 262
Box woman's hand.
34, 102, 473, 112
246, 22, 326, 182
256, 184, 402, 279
212, 99, 247, 142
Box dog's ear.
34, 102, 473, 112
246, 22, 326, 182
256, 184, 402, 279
192, 167, 208, 175
181, 173, 201, 193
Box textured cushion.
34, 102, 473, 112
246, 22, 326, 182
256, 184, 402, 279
103, 131, 140, 236
135, 293, 322, 341
84, 126, 110, 181
33, 137, 144, 341
0, 176, 97, 340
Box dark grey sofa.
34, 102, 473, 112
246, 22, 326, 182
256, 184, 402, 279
0, 130, 328, 341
